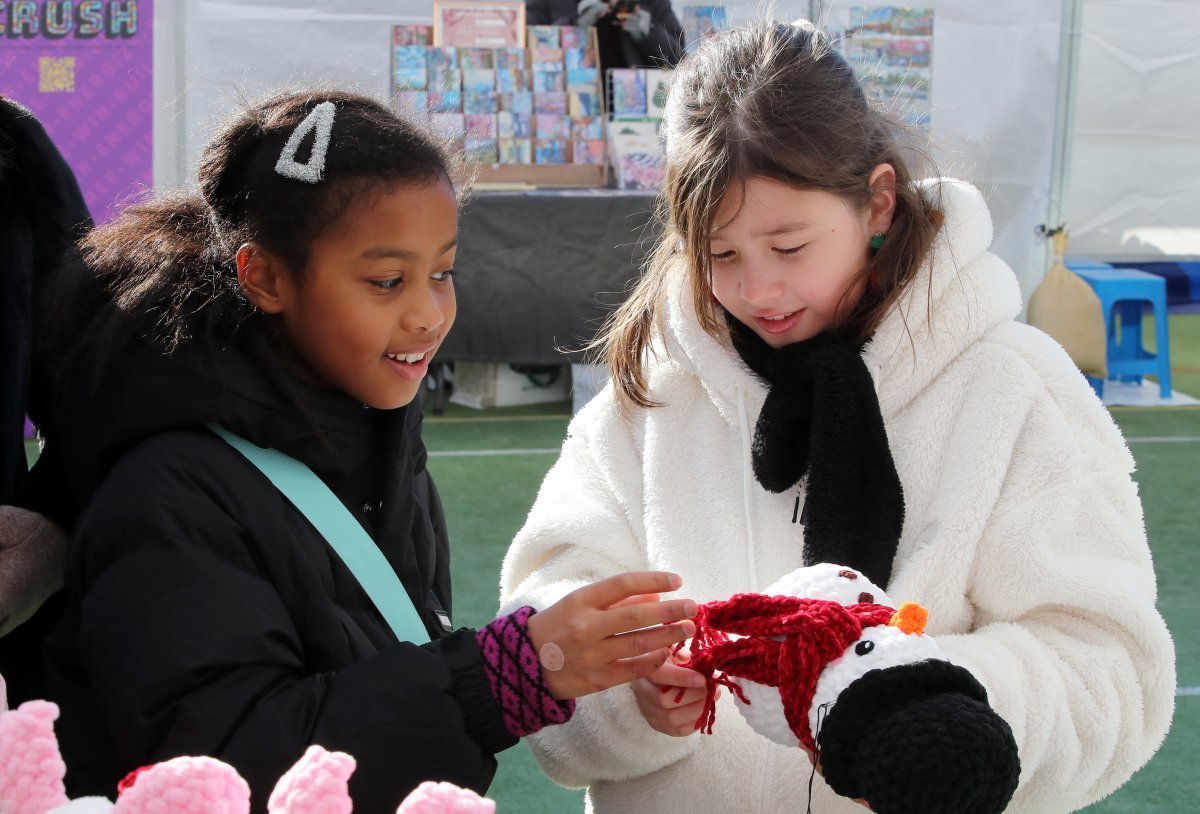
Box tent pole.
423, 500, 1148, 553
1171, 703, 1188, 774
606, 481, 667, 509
1042, 0, 1084, 270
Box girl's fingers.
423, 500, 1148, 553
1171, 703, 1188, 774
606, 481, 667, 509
600, 648, 674, 686
607, 592, 660, 610
597, 597, 698, 638
573, 571, 682, 610
660, 684, 708, 709
666, 700, 708, 729
601, 619, 695, 662
648, 661, 706, 688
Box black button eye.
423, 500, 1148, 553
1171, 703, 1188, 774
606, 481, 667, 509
854, 640, 875, 656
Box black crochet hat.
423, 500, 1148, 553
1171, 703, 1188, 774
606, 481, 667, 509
817, 659, 1020, 814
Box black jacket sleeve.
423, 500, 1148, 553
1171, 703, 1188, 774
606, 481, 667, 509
51, 437, 514, 814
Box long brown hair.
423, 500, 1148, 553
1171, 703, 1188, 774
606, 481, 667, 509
596, 21, 942, 408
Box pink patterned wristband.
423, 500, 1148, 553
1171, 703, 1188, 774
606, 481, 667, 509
476, 606, 575, 738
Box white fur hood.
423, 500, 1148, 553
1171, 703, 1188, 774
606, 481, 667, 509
658, 179, 1022, 422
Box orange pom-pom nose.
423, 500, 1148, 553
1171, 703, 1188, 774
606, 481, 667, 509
888, 602, 928, 636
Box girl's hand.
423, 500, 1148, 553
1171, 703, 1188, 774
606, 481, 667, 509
632, 660, 710, 736
525, 571, 697, 701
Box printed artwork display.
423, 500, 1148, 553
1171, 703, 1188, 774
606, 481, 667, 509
838, 6, 934, 127
392, 24, 607, 169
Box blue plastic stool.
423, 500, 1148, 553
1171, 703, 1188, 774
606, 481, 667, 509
1070, 266, 1172, 399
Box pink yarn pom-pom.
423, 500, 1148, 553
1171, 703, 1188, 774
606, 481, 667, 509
111, 756, 250, 814
395, 782, 495, 814
0, 687, 71, 814
268, 745, 356, 814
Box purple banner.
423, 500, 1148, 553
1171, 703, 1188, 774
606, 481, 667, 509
0, 1, 153, 224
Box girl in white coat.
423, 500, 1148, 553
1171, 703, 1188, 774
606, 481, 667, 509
500, 20, 1175, 814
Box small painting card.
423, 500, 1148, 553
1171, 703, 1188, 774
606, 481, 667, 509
498, 138, 533, 164
466, 139, 499, 163
459, 47, 495, 69
465, 113, 498, 140
644, 68, 672, 118
527, 25, 560, 48
463, 90, 498, 114
571, 139, 605, 165
532, 66, 565, 92
533, 91, 568, 115
427, 90, 464, 113
462, 68, 497, 92
499, 91, 534, 114
570, 115, 604, 140
558, 26, 589, 49
496, 69, 529, 93
534, 138, 568, 164
393, 24, 432, 46
610, 68, 647, 117
535, 113, 569, 139
497, 110, 532, 138
568, 91, 601, 117
427, 46, 458, 73
494, 47, 527, 70
393, 46, 429, 91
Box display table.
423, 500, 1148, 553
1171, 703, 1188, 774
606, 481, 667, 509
442, 189, 659, 365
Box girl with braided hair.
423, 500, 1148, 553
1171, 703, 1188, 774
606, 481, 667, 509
499, 20, 1175, 814
34, 89, 697, 813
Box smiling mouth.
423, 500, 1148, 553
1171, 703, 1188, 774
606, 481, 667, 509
385, 351, 429, 363
761, 311, 798, 322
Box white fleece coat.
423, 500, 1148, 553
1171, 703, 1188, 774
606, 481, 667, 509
499, 180, 1175, 813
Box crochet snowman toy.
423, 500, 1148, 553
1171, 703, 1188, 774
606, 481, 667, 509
682, 563, 1020, 814
0, 673, 495, 814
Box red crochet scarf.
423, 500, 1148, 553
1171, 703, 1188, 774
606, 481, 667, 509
680, 594, 896, 752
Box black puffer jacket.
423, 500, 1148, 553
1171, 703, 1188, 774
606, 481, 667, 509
0, 96, 91, 706
43, 335, 515, 811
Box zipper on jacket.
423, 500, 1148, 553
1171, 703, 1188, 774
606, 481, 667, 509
736, 389, 760, 590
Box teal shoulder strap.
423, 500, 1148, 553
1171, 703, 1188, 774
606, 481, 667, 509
208, 424, 431, 644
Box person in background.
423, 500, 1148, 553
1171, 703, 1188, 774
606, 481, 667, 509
525, 0, 685, 72
0, 96, 89, 705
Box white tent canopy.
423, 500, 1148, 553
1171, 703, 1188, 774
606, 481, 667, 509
150, 0, 1199, 298
1063, 0, 1200, 262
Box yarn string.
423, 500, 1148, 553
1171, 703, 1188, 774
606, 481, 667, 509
806, 701, 835, 814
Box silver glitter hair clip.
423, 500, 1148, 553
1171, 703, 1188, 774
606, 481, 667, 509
274, 100, 336, 183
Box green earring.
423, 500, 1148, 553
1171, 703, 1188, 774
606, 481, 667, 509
869, 232, 885, 250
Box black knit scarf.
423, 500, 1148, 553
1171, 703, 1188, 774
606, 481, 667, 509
728, 316, 904, 588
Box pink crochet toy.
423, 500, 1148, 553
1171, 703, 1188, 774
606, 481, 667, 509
0, 674, 494, 814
